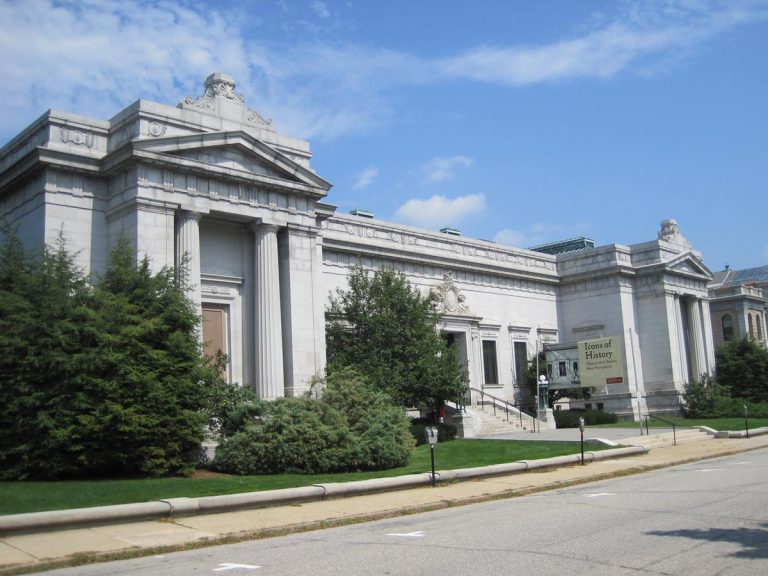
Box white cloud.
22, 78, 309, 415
310, 1, 330, 19
493, 222, 592, 249
395, 194, 486, 228
1, 0, 766, 144
421, 156, 474, 183
352, 166, 378, 190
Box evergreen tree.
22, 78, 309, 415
716, 336, 768, 403
0, 230, 221, 479
326, 266, 466, 409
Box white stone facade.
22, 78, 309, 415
0, 74, 716, 419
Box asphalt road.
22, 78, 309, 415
45, 448, 768, 576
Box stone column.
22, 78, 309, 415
689, 298, 707, 379
253, 223, 284, 399
176, 210, 203, 318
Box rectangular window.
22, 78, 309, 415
558, 361, 567, 377
597, 402, 604, 411
585, 403, 592, 410
482, 340, 499, 385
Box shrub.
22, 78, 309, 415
213, 398, 355, 474
554, 409, 618, 428
214, 369, 416, 474
682, 374, 732, 418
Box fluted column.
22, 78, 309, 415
253, 223, 284, 399
689, 299, 707, 379
176, 210, 203, 320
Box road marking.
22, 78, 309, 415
213, 563, 261, 572
583, 493, 615, 498
387, 531, 424, 537
694, 468, 724, 472
734, 461, 751, 465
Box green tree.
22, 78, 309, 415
0, 230, 222, 479
716, 336, 768, 403
326, 266, 466, 409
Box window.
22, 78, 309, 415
597, 402, 604, 411
748, 314, 755, 338
547, 363, 553, 380
722, 314, 734, 341
572, 361, 579, 378
758, 315, 764, 341
558, 361, 567, 377
585, 403, 592, 410
482, 340, 499, 385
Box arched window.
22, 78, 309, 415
748, 314, 755, 338
757, 314, 763, 341
722, 314, 734, 341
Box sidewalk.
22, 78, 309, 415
2, 432, 768, 574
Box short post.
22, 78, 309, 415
579, 417, 585, 465
426, 426, 439, 486
744, 403, 750, 439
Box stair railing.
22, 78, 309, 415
643, 414, 677, 446
468, 387, 537, 430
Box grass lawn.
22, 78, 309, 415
0, 439, 603, 516
592, 417, 768, 430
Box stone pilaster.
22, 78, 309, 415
176, 210, 203, 318
254, 223, 284, 399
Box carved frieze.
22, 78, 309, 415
60, 127, 94, 148
148, 122, 167, 137
180, 72, 273, 127
430, 272, 469, 314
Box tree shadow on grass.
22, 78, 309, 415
648, 522, 768, 559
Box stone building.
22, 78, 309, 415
708, 265, 768, 349
0, 73, 717, 423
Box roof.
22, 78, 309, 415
716, 264, 768, 287
528, 236, 595, 256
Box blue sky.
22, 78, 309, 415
1, 0, 766, 269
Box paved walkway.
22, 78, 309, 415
2, 432, 768, 575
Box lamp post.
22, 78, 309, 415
538, 374, 549, 432
579, 417, 586, 465
425, 427, 439, 486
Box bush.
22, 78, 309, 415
214, 369, 415, 474
682, 374, 733, 418
213, 398, 355, 474
410, 418, 458, 445
554, 409, 618, 428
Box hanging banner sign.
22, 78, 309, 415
577, 336, 625, 386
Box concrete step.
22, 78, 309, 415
621, 428, 713, 448
474, 405, 533, 435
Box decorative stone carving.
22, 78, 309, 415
180, 72, 273, 127
658, 218, 692, 249
430, 272, 469, 314
147, 122, 167, 137
60, 128, 94, 148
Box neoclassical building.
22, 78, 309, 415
0, 73, 716, 423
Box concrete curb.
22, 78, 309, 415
0, 445, 647, 536
714, 426, 768, 439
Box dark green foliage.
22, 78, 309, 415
409, 418, 458, 446
213, 398, 356, 474
682, 374, 733, 418
326, 266, 467, 409
214, 369, 415, 474
554, 409, 618, 428
0, 230, 221, 479
321, 367, 415, 469
715, 337, 768, 403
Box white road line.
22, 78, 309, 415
583, 493, 615, 498
694, 468, 724, 472
213, 563, 261, 572
386, 531, 425, 537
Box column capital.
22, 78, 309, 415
251, 220, 281, 234
179, 209, 205, 223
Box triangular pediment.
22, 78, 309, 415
132, 131, 332, 194
666, 253, 713, 278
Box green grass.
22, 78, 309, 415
0, 439, 603, 515
592, 417, 768, 430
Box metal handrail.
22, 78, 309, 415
644, 413, 677, 445
468, 387, 537, 430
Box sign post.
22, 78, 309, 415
578, 417, 585, 465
